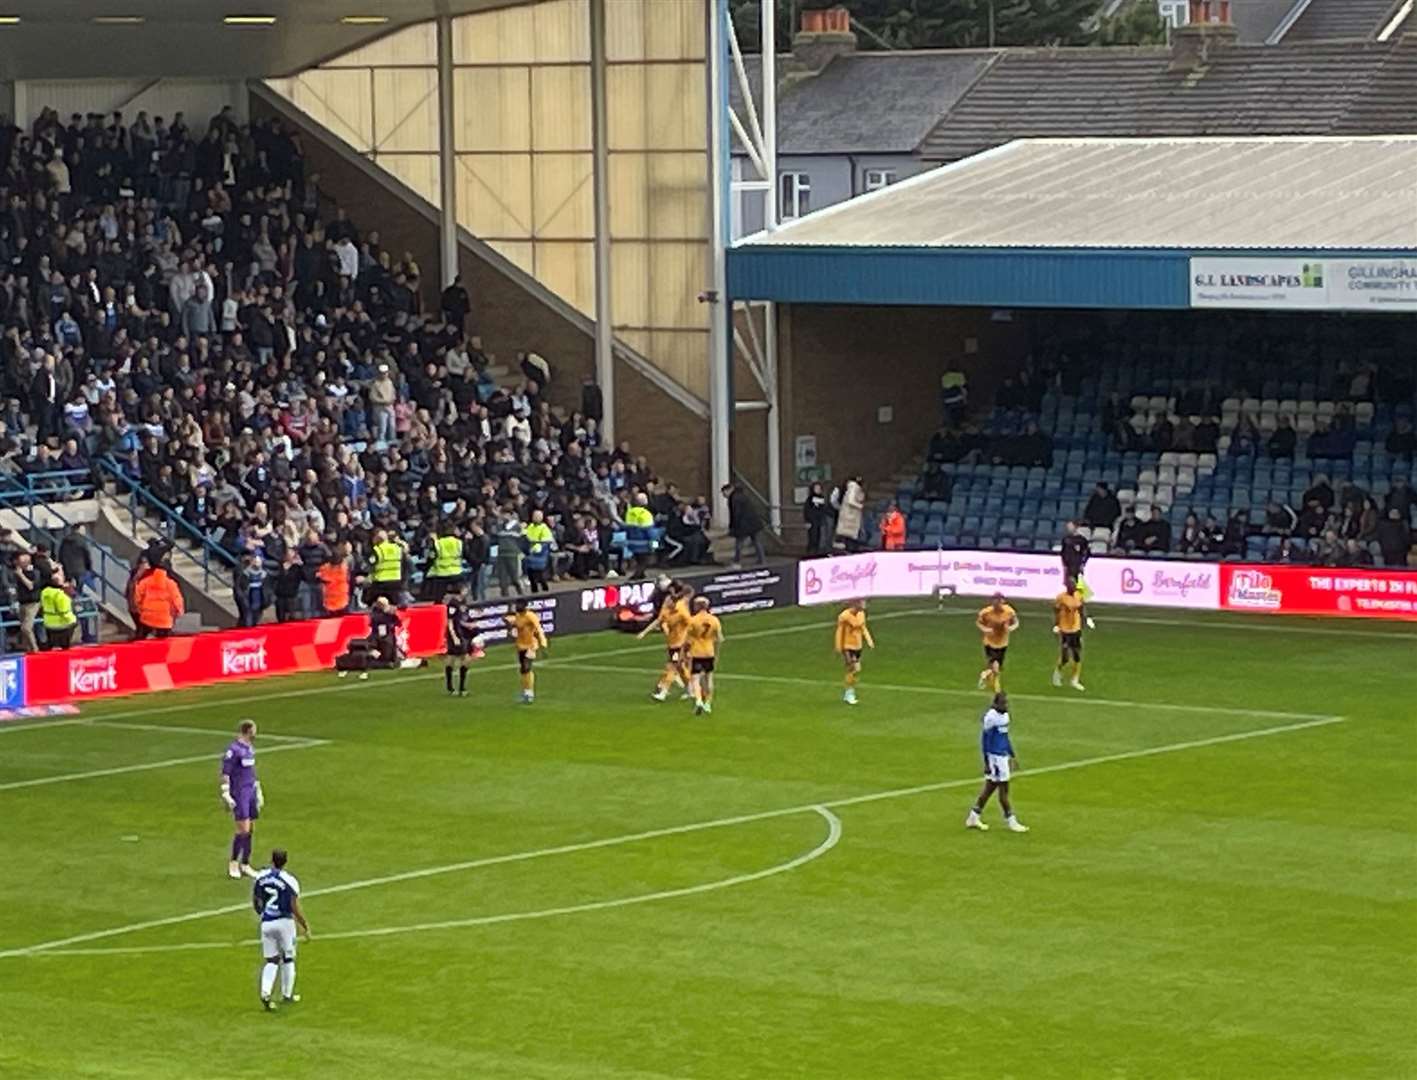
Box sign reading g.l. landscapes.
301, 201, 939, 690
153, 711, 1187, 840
1191, 257, 1417, 312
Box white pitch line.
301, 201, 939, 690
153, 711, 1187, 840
0, 714, 1343, 960
560, 662, 1336, 722
934, 604, 1417, 642
86, 719, 318, 742
0, 717, 91, 735
0, 738, 329, 793
30, 807, 844, 958
0, 601, 1405, 737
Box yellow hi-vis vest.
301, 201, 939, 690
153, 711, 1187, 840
372, 540, 403, 582
40, 585, 76, 629
430, 534, 463, 577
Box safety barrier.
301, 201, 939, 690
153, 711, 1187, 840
796, 549, 1417, 621
0, 564, 800, 709
4, 607, 447, 708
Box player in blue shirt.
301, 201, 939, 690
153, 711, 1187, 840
219, 719, 264, 879
253, 848, 311, 1011
965, 692, 1029, 833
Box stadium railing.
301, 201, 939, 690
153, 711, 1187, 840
0, 484, 130, 651
0, 468, 95, 503
98, 457, 239, 591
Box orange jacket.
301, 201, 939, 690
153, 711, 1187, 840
318, 561, 350, 612
881, 509, 906, 551
133, 567, 185, 629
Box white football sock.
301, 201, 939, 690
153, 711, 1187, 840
260, 961, 278, 999
280, 959, 296, 999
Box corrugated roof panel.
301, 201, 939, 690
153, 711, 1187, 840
742, 136, 1417, 251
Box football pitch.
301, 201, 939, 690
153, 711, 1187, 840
1, 599, 1414, 1080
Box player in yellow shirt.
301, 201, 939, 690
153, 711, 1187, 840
637, 583, 693, 701
834, 599, 875, 706
1052, 580, 1086, 692
975, 593, 1019, 693
505, 599, 548, 704
685, 597, 723, 716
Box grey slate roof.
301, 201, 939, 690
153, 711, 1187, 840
1228, 0, 1304, 43
744, 136, 1417, 250
919, 37, 1417, 163
1281, 0, 1402, 42
730, 51, 995, 156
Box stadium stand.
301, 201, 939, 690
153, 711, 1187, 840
902, 311, 1417, 568
0, 105, 712, 635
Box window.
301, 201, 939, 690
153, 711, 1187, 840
863, 169, 898, 192
779, 172, 811, 219
1159, 0, 1189, 27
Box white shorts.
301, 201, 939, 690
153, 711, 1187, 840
985, 754, 1012, 783
260, 918, 297, 960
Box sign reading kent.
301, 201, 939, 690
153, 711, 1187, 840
1190, 256, 1417, 311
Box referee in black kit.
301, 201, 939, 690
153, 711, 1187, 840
1059, 521, 1096, 629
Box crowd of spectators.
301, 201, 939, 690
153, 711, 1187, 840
0, 104, 716, 628
1083, 473, 1415, 566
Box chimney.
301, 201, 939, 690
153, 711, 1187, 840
1170, 0, 1238, 71
792, 5, 857, 74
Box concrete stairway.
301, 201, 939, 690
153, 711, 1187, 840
92, 495, 238, 629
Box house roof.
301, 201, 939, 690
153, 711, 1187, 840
1229, 0, 1304, 44
730, 50, 996, 157
1280, 0, 1406, 42
741, 136, 1417, 251
918, 37, 1417, 163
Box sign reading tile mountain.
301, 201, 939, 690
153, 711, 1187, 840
1191, 257, 1417, 312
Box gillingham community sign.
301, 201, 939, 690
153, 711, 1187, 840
1190, 256, 1417, 312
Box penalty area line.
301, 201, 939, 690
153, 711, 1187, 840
0, 714, 1342, 960
558, 662, 1337, 722
26, 807, 845, 958
0, 738, 329, 794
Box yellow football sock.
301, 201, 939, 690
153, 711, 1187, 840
1073, 662, 1083, 681
521, 672, 533, 693
845, 670, 858, 688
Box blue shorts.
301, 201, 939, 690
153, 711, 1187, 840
233, 788, 260, 822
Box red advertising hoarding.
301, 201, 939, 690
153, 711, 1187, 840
23, 605, 447, 707
1221, 564, 1417, 620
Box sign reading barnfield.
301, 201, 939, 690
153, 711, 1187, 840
1190, 257, 1417, 312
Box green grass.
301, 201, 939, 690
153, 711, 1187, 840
1, 600, 1414, 1079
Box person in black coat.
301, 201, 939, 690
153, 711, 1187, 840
1082, 483, 1121, 531
580, 376, 603, 424
440, 275, 470, 331
29, 355, 60, 442
462, 521, 490, 601
273, 550, 303, 622
234, 552, 267, 628
721, 482, 765, 567
802, 482, 831, 555
367, 596, 401, 665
